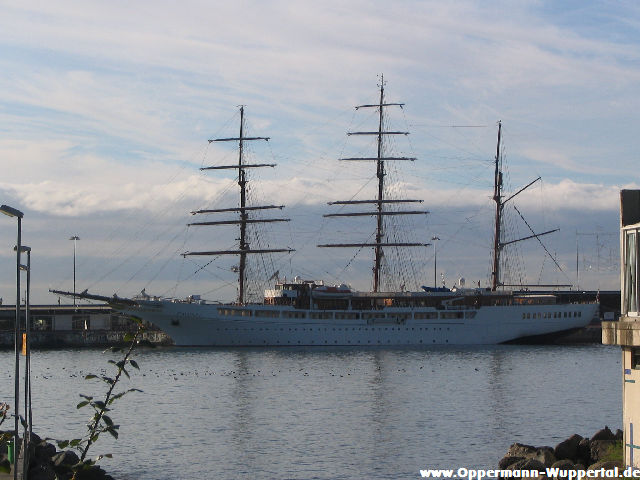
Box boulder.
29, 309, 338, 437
52, 450, 80, 467
549, 459, 578, 479
507, 458, 546, 472
555, 434, 583, 461
506, 442, 537, 458
577, 438, 592, 465
34, 440, 56, 462
590, 440, 619, 464
586, 460, 624, 478
74, 465, 109, 479
28, 463, 56, 480
498, 456, 524, 469
534, 446, 557, 467
590, 426, 616, 442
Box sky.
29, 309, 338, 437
0, 0, 636, 304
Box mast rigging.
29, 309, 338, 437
183, 106, 294, 304
318, 76, 429, 292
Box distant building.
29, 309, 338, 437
0, 304, 170, 347
602, 190, 640, 467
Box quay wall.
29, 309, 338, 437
0, 329, 172, 348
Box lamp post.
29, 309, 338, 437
17, 245, 31, 478
431, 236, 440, 288
69, 236, 80, 307
1, 204, 24, 480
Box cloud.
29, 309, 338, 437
0, 0, 637, 303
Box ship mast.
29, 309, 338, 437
491, 121, 503, 291
489, 121, 564, 290
184, 106, 294, 304
318, 76, 429, 292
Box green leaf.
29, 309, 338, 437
102, 415, 113, 427
76, 401, 89, 409
121, 368, 130, 379
101, 376, 115, 385
84, 374, 98, 380
106, 427, 119, 439
93, 401, 106, 410
69, 438, 82, 447
56, 440, 69, 449
123, 333, 134, 342
79, 394, 94, 401
107, 359, 117, 365
129, 359, 139, 370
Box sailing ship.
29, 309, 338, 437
52, 81, 598, 346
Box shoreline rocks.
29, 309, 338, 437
499, 427, 624, 472
1, 431, 114, 480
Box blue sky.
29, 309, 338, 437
0, 0, 636, 303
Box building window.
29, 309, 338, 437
632, 348, 640, 370
32, 316, 53, 331
72, 315, 90, 330
625, 230, 638, 315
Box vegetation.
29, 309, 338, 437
0, 402, 10, 473
602, 440, 623, 463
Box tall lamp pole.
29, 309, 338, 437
17, 245, 31, 478
1, 204, 24, 480
69, 236, 80, 307
431, 236, 440, 288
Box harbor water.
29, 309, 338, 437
0, 345, 621, 479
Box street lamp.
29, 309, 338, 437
1, 204, 23, 480
69, 236, 80, 307
431, 236, 440, 288
16, 245, 31, 478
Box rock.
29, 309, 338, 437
534, 446, 557, 467
586, 460, 624, 478
549, 459, 578, 479
34, 440, 56, 462
590, 440, 618, 464
577, 438, 592, 465
555, 434, 583, 461
507, 458, 546, 472
498, 456, 523, 469
506, 442, 538, 458
590, 426, 616, 442
74, 465, 109, 479
52, 449, 80, 467
28, 463, 56, 480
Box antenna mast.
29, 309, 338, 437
318, 76, 429, 292
184, 106, 294, 304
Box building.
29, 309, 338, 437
602, 190, 640, 467
0, 304, 171, 347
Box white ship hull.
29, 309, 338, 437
121, 300, 598, 346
